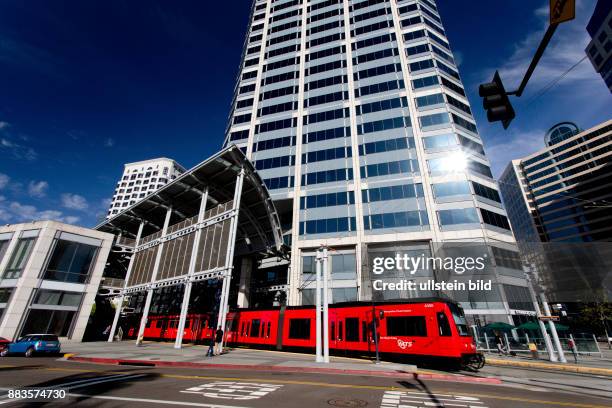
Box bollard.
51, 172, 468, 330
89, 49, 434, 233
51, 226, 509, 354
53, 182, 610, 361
484, 333, 490, 351
528, 342, 538, 359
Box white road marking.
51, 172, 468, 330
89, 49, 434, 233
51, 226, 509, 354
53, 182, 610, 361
380, 390, 487, 408
68, 393, 249, 407
182, 381, 283, 401
0, 373, 146, 405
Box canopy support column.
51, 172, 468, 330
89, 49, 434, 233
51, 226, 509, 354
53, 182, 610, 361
108, 221, 144, 342
136, 207, 172, 346
216, 167, 245, 352
175, 188, 209, 349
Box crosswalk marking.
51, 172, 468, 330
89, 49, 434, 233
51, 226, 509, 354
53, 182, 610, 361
380, 390, 487, 408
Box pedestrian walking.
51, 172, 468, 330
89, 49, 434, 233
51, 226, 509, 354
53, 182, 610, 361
206, 336, 215, 357
495, 332, 506, 355
214, 327, 224, 355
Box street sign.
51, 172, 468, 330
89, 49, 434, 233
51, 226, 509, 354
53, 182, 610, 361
549, 0, 575, 25
539, 315, 560, 321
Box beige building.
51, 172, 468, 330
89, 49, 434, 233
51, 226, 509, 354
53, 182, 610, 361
0, 221, 113, 342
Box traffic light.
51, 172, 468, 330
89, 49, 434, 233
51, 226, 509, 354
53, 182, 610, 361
479, 71, 515, 129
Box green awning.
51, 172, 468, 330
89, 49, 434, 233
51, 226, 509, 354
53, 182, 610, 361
483, 322, 515, 331
517, 321, 569, 331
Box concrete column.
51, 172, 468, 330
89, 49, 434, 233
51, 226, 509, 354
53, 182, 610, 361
108, 221, 144, 342
237, 258, 252, 308
174, 188, 208, 349
216, 168, 245, 351
526, 277, 556, 361
0, 231, 22, 336
0, 227, 52, 340
135, 207, 172, 346
541, 293, 567, 363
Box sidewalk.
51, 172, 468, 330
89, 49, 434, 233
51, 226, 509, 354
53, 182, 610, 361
484, 351, 612, 376
62, 341, 500, 384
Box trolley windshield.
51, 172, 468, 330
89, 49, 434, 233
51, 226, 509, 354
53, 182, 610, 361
448, 303, 470, 336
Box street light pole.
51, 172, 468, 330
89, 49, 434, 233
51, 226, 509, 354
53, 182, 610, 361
315, 248, 323, 363
322, 247, 330, 363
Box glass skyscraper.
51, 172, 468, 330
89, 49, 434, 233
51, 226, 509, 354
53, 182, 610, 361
500, 121, 612, 244
223, 0, 529, 324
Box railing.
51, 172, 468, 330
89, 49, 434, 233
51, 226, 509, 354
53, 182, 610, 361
100, 277, 126, 288
475, 332, 604, 358
115, 236, 136, 247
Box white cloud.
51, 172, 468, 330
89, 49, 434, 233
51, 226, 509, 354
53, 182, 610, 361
0, 199, 81, 225
453, 50, 463, 66
104, 138, 115, 147
0, 173, 9, 189
0, 137, 37, 161
100, 197, 112, 209
61, 193, 89, 210
487, 1, 601, 91
27, 180, 48, 198
485, 128, 546, 177
0, 121, 9, 131
64, 215, 81, 224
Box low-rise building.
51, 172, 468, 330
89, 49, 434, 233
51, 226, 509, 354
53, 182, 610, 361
0, 221, 113, 342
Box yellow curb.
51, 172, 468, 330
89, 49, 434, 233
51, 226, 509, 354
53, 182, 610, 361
486, 358, 612, 376
63, 353, 75, 358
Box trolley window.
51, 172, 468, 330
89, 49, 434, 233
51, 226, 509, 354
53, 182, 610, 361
267, 321, 271, 338
331, 322, 335, 340
229, 319, 238, 332
386, 316, 427, 336
156, 320, 163, 329
185, 320, 191, 329
437, 312, 452, 336
362, 321, 368, 342
288, 318, 310, 339
448, 303, 470, 336
145, 320, 152, 328
251, 319, 261, 337
345, 318, 359, 342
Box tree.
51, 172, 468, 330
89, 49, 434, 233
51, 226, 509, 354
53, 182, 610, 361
576, 302, 612, 341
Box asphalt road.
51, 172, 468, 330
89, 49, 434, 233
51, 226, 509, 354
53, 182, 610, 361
0, 357, 610, 408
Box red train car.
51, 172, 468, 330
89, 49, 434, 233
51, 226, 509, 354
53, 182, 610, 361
143, 313, 215, 343
139, 299, 483, 369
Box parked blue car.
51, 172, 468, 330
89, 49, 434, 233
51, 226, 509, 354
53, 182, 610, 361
0, 334, 61, 357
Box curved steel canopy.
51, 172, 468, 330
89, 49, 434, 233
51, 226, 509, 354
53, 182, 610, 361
96, 145, 285, 258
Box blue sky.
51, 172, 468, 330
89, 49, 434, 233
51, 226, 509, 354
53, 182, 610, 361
0, 0, 609, 227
